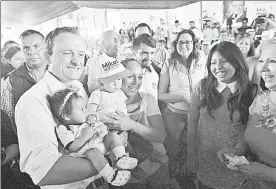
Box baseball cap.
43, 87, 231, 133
95, 56, 132, 84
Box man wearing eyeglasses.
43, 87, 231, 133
84, 30, 121, 94
1, 29, 48, 133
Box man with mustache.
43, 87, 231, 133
1, 30, 48, 133
133, 33, 159, 100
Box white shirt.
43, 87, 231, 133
139, 65, 159, 100
160, 53, 206, 113
89, 89, 127, 115
216, 81, 238, 93
191, 27, 204, 42
15, 71, 98, 189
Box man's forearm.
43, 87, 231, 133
38, 155, 98, 186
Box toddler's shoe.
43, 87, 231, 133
116, 154, 138, 170
107, 169, 131, 186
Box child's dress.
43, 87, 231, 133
56, 122, 108, 157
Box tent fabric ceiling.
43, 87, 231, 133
2, 1, 198, 26
77, 1, 198, 9
2, 1, 80, 26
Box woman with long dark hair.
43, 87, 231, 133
158, 29, 206, 180
218, 37, 276, 189
187, 41, 258, 189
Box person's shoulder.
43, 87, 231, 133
17, 79, 47, 103
247, 57, 259, 65
90, 88, 101, 96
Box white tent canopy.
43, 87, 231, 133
1, 1, 199, 26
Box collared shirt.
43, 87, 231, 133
216, 81, 238, 94
1, 63, 47, 133
25, 63, 39, 82
1, 78, 15, 120
15, 71, 95, 189
139, 65, 159, 100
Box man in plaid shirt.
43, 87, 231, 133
1, 29, 48, 133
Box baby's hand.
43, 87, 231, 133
86, 114, 98, 125
94, 123, 108, 137
82, 126, 99, 141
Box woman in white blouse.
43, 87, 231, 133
158, 29, 206, 179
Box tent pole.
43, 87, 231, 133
200, 1, 203, 31
105, 9, 108, 28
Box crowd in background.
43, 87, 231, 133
1, 12, 276, 189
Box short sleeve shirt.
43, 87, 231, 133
139, 66, 159, 100
89, 89, 127, 115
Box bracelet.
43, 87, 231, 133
133, 122, 140, 132
88, 114, 99, 122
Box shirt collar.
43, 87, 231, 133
216, 80, 238, 94
43, 71, 67, 94
43, 71, 87, 96
142, 65, 153, 74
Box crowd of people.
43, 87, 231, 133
1, 13, 276, 189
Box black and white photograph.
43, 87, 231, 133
1, 1, 276, 189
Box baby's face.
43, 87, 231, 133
67, 97, 88, 124
103, 78, 122, 93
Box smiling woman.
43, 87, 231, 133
217, 38, 276, 189
187, 41, 258, 189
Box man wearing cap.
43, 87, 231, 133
84, 30, 121, 94
133, 33, 159, 100
1, 29, 48, 133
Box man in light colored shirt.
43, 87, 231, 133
203, 20, 219, 42
189, 21, 203, 43
133, 34, 159, 100
84, 30, 121, 94
15, 27, 101, 189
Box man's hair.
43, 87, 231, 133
45, 27, 80, 55
175, 20, 179, 24
242, 18, 249, 22
134, 23, 152, 35
121, 58, 139, 68
133, 33, 156, 51
189, 21, 195, 24
3, 40, 19, 51
19, 29, 44, 40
